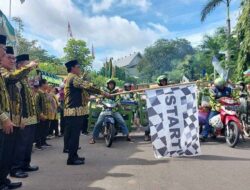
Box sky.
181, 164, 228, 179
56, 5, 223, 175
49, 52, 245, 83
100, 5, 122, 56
0, 0, 241, 70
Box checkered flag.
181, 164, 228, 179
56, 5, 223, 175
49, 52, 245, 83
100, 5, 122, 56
145, 84, 201, 158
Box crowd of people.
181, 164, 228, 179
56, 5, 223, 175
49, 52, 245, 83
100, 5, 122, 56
0, 34, 111, 190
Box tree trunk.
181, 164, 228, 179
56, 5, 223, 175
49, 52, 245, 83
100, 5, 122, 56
226, 0, 231, 72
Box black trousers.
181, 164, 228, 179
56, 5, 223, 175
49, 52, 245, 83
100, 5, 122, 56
35, 120, 50, 147
0, 127, 19, 185
49, 120, 59, 136
64, 116, 83, 162
145, 126, 150, 136
81, 115, 89, 133
11, 124, 36, 173
60, 110, 65, 135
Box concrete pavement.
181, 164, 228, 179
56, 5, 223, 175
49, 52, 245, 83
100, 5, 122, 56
13, 133, 250, 190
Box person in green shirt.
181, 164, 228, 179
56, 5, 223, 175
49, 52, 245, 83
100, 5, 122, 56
89, 79, 132, 144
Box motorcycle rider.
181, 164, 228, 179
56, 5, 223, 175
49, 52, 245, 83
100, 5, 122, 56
157, 75, 168, 87
236, 81, 248, 98
89, 79, 132, 144
200, 77, 232, 141
144, 75, 168, 141
121, 83, 135, 100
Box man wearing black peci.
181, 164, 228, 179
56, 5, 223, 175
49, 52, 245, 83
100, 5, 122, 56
10, 54, 39, 178
64, 60, 110, 165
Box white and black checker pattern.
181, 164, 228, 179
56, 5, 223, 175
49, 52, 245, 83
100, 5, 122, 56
146, 89, 167, 157
146, 85, 201, 158
179, 85, 200, 156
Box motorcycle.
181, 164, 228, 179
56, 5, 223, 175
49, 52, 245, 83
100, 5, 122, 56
238, 95, 250, 137
209, 97, 243, 148
101, 100, 119, 147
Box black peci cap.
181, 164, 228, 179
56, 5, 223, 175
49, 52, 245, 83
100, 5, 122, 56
6, 46, 14, 55
0, 35, 7, 45
16, 54, 29, 63
65, 60, 79, 69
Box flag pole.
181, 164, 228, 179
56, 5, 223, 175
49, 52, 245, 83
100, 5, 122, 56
110, 81, 197, 96
67, 22, 69, 41
91, 82, 197, 99
9, 0, 12, 19
91, 81, 197, 98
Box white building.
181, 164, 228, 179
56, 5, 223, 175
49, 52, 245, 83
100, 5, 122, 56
113, 52, 142, 78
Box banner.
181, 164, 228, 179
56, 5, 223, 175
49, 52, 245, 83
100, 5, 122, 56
0, 10, 16, 46
145, 84, 201, 158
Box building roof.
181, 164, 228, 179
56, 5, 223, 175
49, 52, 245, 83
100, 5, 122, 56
113, 52, 142, 68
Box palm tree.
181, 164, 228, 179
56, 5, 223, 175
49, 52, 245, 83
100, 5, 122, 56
201, 0, 232, 35
201, 0, 232, 66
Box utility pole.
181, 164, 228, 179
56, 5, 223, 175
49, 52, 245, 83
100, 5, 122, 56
9, 0, 12, 19
226, 0, 231, 68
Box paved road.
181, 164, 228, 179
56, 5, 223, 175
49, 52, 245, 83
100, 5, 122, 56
14, 133, 250, 190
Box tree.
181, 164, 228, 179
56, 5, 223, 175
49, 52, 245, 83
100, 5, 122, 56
38, 62, 67, 75
137, 38, 194, 82
63, 39, 93, 71
201, 0, 233, 65
236, 0, 250, 80
201, 0, 232, 34
198, 27, 239, 80
12, 17, 61, 64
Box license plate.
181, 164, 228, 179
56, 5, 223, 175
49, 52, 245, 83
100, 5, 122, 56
225, 106, 238, 111
103, 111, 112, 115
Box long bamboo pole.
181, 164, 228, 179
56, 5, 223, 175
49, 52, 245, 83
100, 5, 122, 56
110, 82, 197, 96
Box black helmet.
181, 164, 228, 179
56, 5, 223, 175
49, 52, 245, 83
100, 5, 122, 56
124, 83, 131, 91
157, 75, 168, 86
106, 79, 116, 88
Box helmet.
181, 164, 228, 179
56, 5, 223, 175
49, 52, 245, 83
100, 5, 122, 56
157, 75, 168, 86
106, 79, 116, 88
214, 77, 226, 88
124, 83, 131, 91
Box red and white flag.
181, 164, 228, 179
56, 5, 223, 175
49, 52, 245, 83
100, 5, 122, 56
68, 21, 73, 38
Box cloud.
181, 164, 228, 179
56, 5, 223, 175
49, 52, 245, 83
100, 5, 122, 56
92, 0, 114, 13
90, 0, 151, 13
0, 0, 167, 70
0, 0, 240, 71
120, 0, 151, 11
148, 23, 169, 34
177, 0, 206, 4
